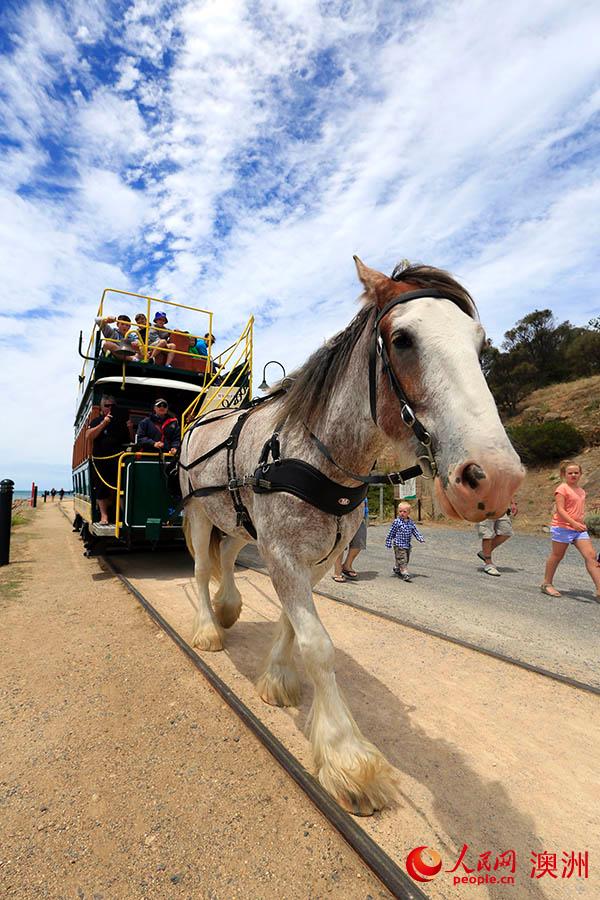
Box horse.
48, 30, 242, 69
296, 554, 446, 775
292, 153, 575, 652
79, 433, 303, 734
178, 258, 524, 815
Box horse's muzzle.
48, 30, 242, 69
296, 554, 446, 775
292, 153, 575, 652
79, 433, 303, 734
436, 455, 525, 522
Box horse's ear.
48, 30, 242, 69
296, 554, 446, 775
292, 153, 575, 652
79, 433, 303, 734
353, 256, 396, 307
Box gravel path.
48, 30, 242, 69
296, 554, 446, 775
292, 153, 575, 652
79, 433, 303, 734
0, 505, 390, 899
239, 523, 600, 689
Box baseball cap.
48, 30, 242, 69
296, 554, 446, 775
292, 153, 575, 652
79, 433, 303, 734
154, 399, 168, 407
154, 311, 168, 322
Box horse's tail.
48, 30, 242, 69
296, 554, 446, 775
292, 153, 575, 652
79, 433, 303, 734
182, 514, 222, 582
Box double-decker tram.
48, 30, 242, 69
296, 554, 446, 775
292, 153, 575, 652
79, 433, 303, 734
72, 288, 253, 554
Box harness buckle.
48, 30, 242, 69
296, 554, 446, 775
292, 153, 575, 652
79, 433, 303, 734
401, 404, 416, 427
229, 474, 257, 491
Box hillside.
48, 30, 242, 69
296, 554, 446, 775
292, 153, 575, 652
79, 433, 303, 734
508, 375, 600, 531
378, 375, 600, 532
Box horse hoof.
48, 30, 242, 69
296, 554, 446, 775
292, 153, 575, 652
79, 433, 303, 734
192, 630, 223, 651
341, 793, 378, 817
213, 600, 242, 629
256, 669, 302, 707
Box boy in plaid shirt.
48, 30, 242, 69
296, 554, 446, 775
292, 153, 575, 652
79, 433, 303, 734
385, 501, 425, 582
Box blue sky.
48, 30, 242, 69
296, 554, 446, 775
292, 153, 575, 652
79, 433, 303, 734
1, 0, 599, 488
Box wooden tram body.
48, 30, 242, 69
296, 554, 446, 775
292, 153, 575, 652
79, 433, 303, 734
72, 289, 253, 553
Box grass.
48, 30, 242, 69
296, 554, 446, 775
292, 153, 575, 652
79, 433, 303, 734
0, 507, 33, 605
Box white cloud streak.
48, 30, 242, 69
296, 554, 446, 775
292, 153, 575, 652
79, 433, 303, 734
1, 0, 600, 486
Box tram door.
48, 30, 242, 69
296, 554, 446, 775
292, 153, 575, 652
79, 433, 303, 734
121, 458, 181, 539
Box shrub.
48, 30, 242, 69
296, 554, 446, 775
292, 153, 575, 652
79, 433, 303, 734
507, 420, 585, 464
586, 513, 600, 537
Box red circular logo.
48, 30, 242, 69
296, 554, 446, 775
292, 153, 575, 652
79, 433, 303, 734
406, 846, 442, 882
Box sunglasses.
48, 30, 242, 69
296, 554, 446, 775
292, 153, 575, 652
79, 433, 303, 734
155, 403, 168, 408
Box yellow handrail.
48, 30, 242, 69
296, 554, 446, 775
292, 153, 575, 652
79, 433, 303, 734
181, 315, 254, 432
114, 450, 177, 538
79, 288, 215, 381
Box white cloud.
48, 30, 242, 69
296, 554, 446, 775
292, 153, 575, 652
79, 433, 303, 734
2, 0, 600, 487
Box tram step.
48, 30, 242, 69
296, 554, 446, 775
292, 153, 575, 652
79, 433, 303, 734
91, 523, 117, 537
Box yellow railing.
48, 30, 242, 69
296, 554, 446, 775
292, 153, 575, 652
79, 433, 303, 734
79, 288, 215, 383
182, 315, 254, 433
114, 450, 179, 538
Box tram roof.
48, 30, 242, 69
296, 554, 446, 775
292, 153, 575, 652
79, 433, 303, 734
95, 375, 203, 394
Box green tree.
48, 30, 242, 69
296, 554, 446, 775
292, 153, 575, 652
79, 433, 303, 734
485, 349, 537, 415
565, 329, 600, 376
502, 309, 574, 384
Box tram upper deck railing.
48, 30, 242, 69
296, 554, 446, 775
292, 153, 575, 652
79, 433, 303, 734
79, 288, 216, 383
77, 288, 254, 431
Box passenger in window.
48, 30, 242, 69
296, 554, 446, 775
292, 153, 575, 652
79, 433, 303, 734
136, 399, 181, 455
87, 395, 132, 523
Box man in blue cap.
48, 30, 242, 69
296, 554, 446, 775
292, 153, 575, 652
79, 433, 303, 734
148, 311, 176, 366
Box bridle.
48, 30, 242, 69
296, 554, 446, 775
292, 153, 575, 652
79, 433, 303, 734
368, 287, 466, 479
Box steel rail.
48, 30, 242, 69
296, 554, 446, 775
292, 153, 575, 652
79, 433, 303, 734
103, 553, 428, 900
236, 561, 600, 698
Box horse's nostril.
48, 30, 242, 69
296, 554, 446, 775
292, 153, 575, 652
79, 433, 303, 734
462, 463, 486, 490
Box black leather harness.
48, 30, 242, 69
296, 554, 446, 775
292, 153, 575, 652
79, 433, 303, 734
172, 394, 421, 541
173, 288, 465, 540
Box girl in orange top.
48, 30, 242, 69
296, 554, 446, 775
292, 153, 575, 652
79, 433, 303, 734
541, 461, 600, 599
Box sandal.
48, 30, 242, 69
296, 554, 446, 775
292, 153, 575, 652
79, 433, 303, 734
541, 584, 561, 597
342, 568, 358, 579
332, 574, 346, 583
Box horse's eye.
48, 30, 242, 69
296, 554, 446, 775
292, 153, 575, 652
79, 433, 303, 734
392, 330, 413, 350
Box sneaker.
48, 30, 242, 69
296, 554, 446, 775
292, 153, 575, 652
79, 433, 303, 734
483, 563, 500, 577
401, 572, 413, 582
393, 567, 400, 575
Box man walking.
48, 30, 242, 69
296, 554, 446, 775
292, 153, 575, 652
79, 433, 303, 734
477, 498, 518, 576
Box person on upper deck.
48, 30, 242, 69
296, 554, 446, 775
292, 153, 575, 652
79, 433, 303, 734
148, 311, 176, 367
136, 399, 181, 454
134, 313, 149, 358
193, 333, 217, 373
95, 314, 140, 359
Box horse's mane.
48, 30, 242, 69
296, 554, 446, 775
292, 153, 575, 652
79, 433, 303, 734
276, 263, 477, 429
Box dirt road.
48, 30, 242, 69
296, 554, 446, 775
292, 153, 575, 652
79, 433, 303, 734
0, 505, 389, 899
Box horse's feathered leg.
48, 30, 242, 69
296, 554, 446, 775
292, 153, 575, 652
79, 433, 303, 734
262, 551, 399, 815
184, 503, 223, 651
213, 535, 246, 628
256, 611, 302, 707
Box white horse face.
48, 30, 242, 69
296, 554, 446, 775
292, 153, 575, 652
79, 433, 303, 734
382, 298, 524, 521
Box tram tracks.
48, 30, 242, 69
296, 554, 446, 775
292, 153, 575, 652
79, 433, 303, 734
103, 554, 428, 900
236, 559, 600, 698
61, 500, 595, 897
